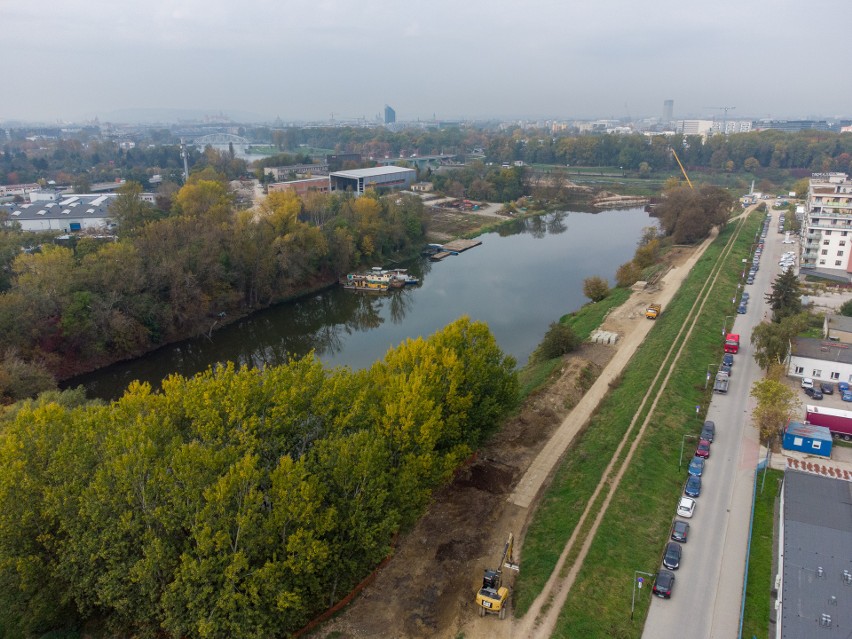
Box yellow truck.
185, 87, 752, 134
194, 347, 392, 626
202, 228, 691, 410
645, 303, 662, 320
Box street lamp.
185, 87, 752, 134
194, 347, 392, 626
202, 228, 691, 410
722, 315, 733, 337
631, 570, 656, 620
680, 434, 698, 469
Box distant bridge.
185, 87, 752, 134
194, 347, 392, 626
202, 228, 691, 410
194, 133, 251, 145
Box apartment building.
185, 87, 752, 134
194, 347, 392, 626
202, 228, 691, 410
801, 173, 852, 279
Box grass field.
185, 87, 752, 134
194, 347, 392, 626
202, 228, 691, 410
741, 469, 782, 639
512, 211, 763, 637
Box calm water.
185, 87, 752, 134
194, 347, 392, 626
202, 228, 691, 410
69, 208, 654, 400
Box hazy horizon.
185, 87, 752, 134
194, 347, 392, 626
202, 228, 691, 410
4, 0, 851, 124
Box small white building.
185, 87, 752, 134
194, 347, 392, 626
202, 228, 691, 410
1, 194, 117, 232
788, 336, 852, 385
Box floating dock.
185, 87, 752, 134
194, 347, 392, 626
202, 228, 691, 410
441, 239, 482, 253
429, 251, 453, 262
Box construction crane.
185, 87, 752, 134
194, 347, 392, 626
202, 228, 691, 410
705, 106, 736, 133
670, 147, 694, 190
475, 533, 520, 619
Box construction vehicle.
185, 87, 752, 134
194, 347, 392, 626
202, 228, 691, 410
645, 303, 662, 319
475, 533, 520, 619
671, 148, 694, 190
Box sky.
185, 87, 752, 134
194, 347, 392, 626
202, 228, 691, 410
3, 0, 851, 124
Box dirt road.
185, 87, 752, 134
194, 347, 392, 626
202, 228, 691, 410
318, 229, 720, 639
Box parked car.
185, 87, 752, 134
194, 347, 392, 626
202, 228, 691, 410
839, 381, 850, 392
684, 475, 702, 498
740, 293, 750, 303
842, 391, 852, 402
653, 570, 675, 599
746, 275, 755, 284
688, 456, 705, 477
663, 542, 683, 570
700, 420, 716, 442
720, 362, 732, 376
804, 387, 823, 400
695, 440, 711, 458
677, 496, 696, 518
821, 382, 834, 395
737, 303, 747, 314
670, 520, 689, 543
801, 377, 815, 389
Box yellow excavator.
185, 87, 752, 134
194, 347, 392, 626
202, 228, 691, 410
475, 533, 520, 619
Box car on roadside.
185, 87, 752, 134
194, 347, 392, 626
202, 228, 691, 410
663, 542, 683, 570
746, 275, 755, 284
720, 362, 732, 376
670, 520, 689, 543
653, 570, 675, 599
821, 382, 834, 395
700, 420, 716, 442
839, 381, 850, 392
695, 440, 711, 458
677, 496, 696, 519
805, 387, 824, 400
802, 377, 815, 389
737, 303, 747, 314
684, 475, 702, 498
740, 293, 750, 303
842, 391, 852, 402
688, 456, 705, 477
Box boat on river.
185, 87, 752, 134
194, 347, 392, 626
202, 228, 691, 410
341, 267, 420, 292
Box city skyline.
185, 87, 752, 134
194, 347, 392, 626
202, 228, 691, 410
3, 0, 851, 124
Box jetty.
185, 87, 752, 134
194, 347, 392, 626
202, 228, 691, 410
426, 239, 482, 261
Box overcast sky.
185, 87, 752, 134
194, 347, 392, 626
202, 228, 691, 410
4, 0, 850, 124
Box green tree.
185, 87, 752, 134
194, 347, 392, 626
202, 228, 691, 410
750, 313, 808, 370
582, 276, 610, 302
535, 322, 581, 361
110, 181, 159, 236
766, 267, 802, 321
840, 299, 852, 317
615, 260, 642, 288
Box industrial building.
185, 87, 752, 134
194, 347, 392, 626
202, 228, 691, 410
1, 192, 117, 232
267, 177, 329, 197
264, 163, 328, 180
776, 470, 852, 638
329, 166, 415, 196
800, 172, 852, 278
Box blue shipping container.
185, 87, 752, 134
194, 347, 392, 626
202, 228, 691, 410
783, 421, 832, 458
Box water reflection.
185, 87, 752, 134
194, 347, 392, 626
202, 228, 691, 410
67, 209, 653, 400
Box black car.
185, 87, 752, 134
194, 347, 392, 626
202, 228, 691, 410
671, 520, 689, 543
663, 542, 682, 570
684, 474, 702, 498
653, 570, 675, 598
804, 387, 824, 400
821, 382, 834, 395
720, 363, 732, 376
737, 303, 747, 314
700, 420, 716, 442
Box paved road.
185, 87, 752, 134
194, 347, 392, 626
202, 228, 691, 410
643, 205, 784, 638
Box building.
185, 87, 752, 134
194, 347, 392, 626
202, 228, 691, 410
800, 173, 852, 278
1, 193, 117, 232
675, 119, 714, 136
263, 163, 329, 181
410, 182, 434, 193
711, 120, 753, 135
787, 337, 852, 385
662, 100, 674, 123
267, 177, 330, 197
776, 470, 852, 639
326, 153, 362, 171
329, 166, 415, 196
754, 119, 832, 132
0, 183, 41, 198
782, 421, 832, 458
823, 314, 852, 344
384, 105, 396, 125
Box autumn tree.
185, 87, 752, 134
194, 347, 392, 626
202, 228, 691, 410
583, 276, 610, 302
750, 364, 801, 445
750, 312, 808, 370
656, 185, 733, 244
615, 260, 642, 288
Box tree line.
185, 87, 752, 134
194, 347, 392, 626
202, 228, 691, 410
0, 317, 519, 638
0, 174, 428, 399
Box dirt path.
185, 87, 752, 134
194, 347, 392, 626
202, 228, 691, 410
317, 216, 739, 639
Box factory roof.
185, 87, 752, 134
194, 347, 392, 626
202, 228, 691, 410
1, 194, 116, 222
329, 166, 415, 179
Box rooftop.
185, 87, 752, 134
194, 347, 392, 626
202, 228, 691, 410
329, 166, 415, 179
1, 194, 116, 222
780, 470, 852, 639
826, 314, 852, 334
792, 337, 852, 365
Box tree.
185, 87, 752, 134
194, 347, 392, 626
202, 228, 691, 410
750, 313, 808, 370
109, 181, 159, 236
535, 322, 581, 361
615, 261, 642, 288
766, 267, 802, 321
582, 276, 610, 302
840, 299, 852, 317
743, 157, 760, 172
750, 365, 800, 445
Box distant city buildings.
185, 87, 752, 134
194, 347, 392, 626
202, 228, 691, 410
676, 120, 714, 136
263, 163, 328, 180
663, 100, 674, 123
267, 177, 330, 197
753, 120, 831, 132
384, 105, 396, 125
801, 172, 852, 279
1, 191, 117, 232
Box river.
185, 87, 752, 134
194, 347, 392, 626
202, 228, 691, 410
69, 208, 654, 400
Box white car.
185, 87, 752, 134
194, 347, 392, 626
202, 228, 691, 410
677, 496, 696, 519
801, 377, 814, 389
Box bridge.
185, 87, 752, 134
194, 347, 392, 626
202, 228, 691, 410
194, 133, 251, 145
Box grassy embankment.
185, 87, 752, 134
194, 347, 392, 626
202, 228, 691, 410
512, 210, 762, 637
518, 287, 631, 401
741, 468, 782, 639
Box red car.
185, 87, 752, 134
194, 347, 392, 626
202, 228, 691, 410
695, 439, 711, 459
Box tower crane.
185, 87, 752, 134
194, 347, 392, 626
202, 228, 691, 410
705, 106, 736, 133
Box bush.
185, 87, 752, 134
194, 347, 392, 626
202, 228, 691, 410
615, 261, 642, 288
536, 322, 581, 361
583, 276, 610, 302
840, 299, 852, 317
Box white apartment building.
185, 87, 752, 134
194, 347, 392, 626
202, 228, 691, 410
801, 173, 852, 278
